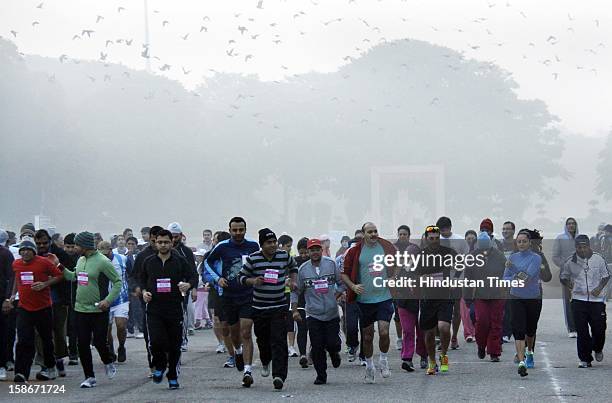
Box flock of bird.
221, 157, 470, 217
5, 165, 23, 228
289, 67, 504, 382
3, 1, 607, 116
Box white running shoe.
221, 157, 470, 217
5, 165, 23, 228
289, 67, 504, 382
288, 346, 298, 357
0, 368, 6, 381
105, 363, 117, 379
364, 366, 376, 383
396, 339, 402, 351
380, 359, 391, 378
261, 363, 270, 377
216, 343, 226, 354
80, 377, 97, 388
568, 332, 577, 338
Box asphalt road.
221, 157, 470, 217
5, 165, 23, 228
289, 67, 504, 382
1, 299, 611, 402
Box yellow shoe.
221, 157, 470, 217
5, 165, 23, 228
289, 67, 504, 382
440, 355, 449, 372
426, 361, 437, 375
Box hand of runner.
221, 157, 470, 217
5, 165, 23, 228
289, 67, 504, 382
178, 281, 191, 294
31, 281, 47, 291
143, 291, 153, 303
292, 310, 301, 322
1, 300, 13, 313
352, 284, 365, 295
218, 278, 229, 288
97, 299, 110, 311
591, 286, 602, 297
250, 276, 265, 287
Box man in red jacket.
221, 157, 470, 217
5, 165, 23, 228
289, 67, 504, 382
341, 222, 398, 384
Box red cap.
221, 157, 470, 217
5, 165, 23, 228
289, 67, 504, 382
480, 218, 494, 233
307, 239, 322, 249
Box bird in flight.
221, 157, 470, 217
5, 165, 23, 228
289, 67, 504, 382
105, 40, 113, 47
59, 54, 68, 63
238, 26, 248, 35
245, 54, 254, 61
160, 64, 171, 71
117, 7, 125, 13
82, 29, 94, 37
100, 52, 107, 61
182, 67, 191, 74
181, 33, 189, 40
251, 34, 260, 39
257, 0, 264, 9
162, 20, 169, 27
96, 15, 104, 23
200, 26, 208, 32
32, 21, 40, 27
72, 34, 81, 40
226, 48, 236, 56
10, 30, 17, 37
36, 2, 44, 9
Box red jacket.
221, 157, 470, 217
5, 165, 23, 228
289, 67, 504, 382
342, 238, 398, 303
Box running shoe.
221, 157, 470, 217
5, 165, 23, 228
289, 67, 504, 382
0, 368, 6, 381
68, 357, 78, 366
37, 367, 57, 380
330, 351, 341, 368
478, 346, 486, 359
420, 358, 428, 369
502, 336, 511, 343
56, 359, 66, 377
273, 376, 284, 390
152, 369, 164, 384
14, 373, 27, 383
401, 359, 414, 372
451, 337, 459, 350
242, 371, 254, 388
466, 336, 475, 343
80, 377, 97, 388
6, 361, 14, 371
224, 356, 235, 368
347, 346, 357, 362
288, 346, 298, 357
379, 359, 390, 378
314, 376, 327, 385
216, 343, 226, 354
518, 361, 528, 377
168, 379, 180, 390
126, 332, 135, 338
261, 363, 270, 377
568, 332, 577, 338
525, 352, 534, 369
235, 352, 245, 371
359, 357, 367, 367
439, 355, 449, 372
299, 355, 308, 368
490, 355, 500, 362
118, 346, 127, 363
426, 362, 436, 376
364, 366, 376, 383
135, 332, 145, 339
396, 338, 402, 351
595, 351, 604, 362
105, 363, 117, 379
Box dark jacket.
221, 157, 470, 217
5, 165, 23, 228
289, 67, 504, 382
0, 245, 14, 299
48, 244, 73, 306
132, 244, 156, 291
140, 253, 198, 314
465, 247, 507, 300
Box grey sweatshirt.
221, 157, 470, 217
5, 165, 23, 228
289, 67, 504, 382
552, 222, 580, 269
291, 256, 345, 321
560, 252, 610, 303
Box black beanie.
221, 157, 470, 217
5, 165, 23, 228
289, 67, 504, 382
436, 216, 452, 229
258, 228, 277, 246
575, 234, 590, 246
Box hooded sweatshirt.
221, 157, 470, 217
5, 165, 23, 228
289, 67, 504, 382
552, 220, 580, 269
560, 252, 609, 303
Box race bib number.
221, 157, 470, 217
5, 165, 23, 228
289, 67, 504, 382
77, 272, 89, 286
264, 269, 279, 284
313, 279, 329, 294
20, 271, 34, 285
368, 263, 383, 277
157, 278, 171, 293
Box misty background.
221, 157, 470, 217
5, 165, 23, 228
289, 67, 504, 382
0, 1, 610, 242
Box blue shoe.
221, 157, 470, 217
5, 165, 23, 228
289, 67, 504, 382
525, 352, 534, 369
152, 370, 164, 384
168, 379, 179, 390
224, 356, 235, 368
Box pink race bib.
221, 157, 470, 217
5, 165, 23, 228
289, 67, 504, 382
20, 271, 34, 286
313, 279, 329, 294
264, 269, 279, 284
77, 272, 88, 286
157, 278, 171, 293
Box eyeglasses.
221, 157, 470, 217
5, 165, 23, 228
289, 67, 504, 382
425, 226, 440, 233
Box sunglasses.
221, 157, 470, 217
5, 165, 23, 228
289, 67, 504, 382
425, 225, 440, 233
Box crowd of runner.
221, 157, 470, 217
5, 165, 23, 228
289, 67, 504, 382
0, 217, 611, 390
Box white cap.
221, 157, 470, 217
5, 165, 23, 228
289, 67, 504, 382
167, 222, 183, 234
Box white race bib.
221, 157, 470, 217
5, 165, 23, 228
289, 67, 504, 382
313, 279, 329, 294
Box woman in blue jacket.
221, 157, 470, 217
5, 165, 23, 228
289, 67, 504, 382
503, 230, 542, 377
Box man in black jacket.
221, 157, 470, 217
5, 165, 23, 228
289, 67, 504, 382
141, 229, 198, 390
0, 229, 14, 380
131, 225, 164, 376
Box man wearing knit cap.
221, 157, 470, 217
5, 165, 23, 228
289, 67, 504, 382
479, 218, 503, 250
239, 228, 297, 390
62, 233, 80, 365
9, 239, 64, 382
560, 235, 610, 367
60, 231, 122, 388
